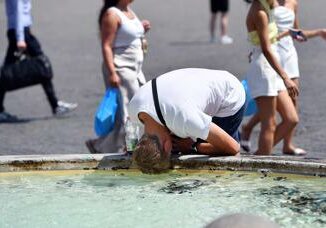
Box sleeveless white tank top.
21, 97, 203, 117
109, 7, 144, 48
273, 6, 295, 32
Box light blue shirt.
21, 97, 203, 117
5, 0, 32, 42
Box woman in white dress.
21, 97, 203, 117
85, 0, 150, 153
241, 0, 326, 155
244, 0, 299, 155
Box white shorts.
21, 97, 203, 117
245, 44, 286, 99
277, 36, 300, 79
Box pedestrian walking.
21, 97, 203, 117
243, 0, 299, 155
0, 0, 78, 123
241, 0, 326, 155
209, 0, 233, 44
85, 0, 150, 154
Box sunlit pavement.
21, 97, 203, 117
0, 0, 325, 159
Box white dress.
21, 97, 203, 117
274, 6, 300, 78
246, 43, 286, 99
93, 7, 146, 153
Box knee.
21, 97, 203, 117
268, 119, 277, 133
284, 114, 299, 128
262, 117, 276, 133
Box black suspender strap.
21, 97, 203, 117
151, 78, 168, 129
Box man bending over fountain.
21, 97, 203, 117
128, 68, 246, 174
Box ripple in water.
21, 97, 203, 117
258, 185, 326, 225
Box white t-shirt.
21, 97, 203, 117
128, 68, 246, 141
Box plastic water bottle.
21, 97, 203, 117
125, 118, 139, 154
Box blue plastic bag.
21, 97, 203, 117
94, 88, 119, 137
241, 79, 258, 116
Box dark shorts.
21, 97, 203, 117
210, 0, 229, 13
212, 104, 245, 143
197, 103, 245, 144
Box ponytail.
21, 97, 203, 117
98, 0, 119, 27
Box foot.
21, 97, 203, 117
220, 35, 233, 45
240, 140, 251, 153
54, 100, 78, 116
85, 139, 99, 154
240, 125, 251, 152
0, 111, 20, 123
210, 36, 217, 43
283, 147, 307, 156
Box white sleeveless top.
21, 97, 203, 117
109, 7, 144, 48
273, 6, 300, 78
273, 6, 295, 32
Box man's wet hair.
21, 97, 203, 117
132, 134, 170, 174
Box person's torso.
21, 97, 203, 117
109, 7, 144, 49
128, 68, 246, 138
274, 6, 296, 56
5, 0, 32, 29
248, 0, 278, 46
273, 6, 295, 32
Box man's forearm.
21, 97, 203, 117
196, 142, 239, 156
205, 123, 240, 156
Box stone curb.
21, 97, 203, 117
0, 154, 325, 176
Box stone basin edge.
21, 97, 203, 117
0, 153, 325, 176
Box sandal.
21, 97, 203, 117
240, 140, 251, 152
85, 139, 99, 154
283, 148, 307, 156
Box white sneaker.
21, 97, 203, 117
54, 100, 78, 116
220, 35, 233, 45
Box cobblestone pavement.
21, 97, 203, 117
0, 0, 325, 159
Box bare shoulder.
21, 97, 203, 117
102, 8, 120, 25
247, 3, 268, 30
293, 0, 298, 10
255, 9, 269, 23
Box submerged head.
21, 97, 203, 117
132, 134, 171, 174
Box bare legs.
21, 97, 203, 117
255, 96, 277, 155
243, 91, 298, 155
221, 12, 228, 37
274, 90, 299, 146
210, 12, 233, 44
210, 13, 218, 41
282, 79, 300, 153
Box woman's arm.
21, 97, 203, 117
255, 10, 299, 98
100, 10, 120, 87
293, 0, 300, 30
302, 29, 326, 40
141, 20, 151, 33
277, 30, 290, 40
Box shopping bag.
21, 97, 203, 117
94, 88, 119, 137
241, 79, 257, 116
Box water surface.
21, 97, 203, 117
0, 170, 325, 228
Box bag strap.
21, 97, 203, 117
151, 78, 169, 130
